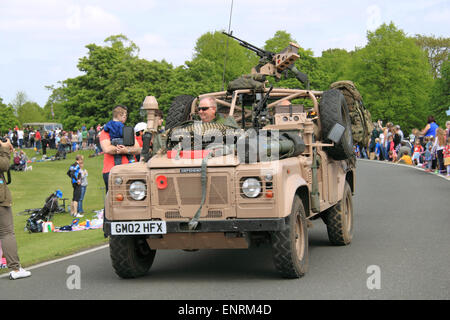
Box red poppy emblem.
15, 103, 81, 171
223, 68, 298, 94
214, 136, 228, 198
156, 175, 168, 190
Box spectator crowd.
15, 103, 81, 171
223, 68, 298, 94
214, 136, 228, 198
357, 116, 450, 178
3, 114, 450, 179
5, 125, 103, 160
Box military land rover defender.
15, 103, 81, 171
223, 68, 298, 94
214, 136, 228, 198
104, 34, 356, 279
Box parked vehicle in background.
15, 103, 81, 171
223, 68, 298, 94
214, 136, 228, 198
23, 123, 63, 132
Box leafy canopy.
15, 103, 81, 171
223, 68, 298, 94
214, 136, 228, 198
41, 26, 447, 134
53, 34, 174, 129
348, 23, 434, 132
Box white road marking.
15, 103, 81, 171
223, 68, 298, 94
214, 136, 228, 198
0, 244, 109, 278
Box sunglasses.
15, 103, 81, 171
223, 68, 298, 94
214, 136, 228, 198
198, 107, 210, 111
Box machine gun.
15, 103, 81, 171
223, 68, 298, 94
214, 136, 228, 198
222, 31, 275, 62
253, 85, 273, 129
222, 31, 309, 87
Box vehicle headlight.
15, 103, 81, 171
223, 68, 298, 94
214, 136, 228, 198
241, 178, 261, 198
129, 181, 147, 200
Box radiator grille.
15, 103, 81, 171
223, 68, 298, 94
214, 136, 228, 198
178, 177, 202, 205
209, 176, 228, 204
165, 211, 182, 219
206, 210, 223, 218
157, 174, 228, 206
158, 177, 177, 205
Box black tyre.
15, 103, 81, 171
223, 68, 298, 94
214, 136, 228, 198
165, 95, 195, 130
109, 235, 156, 279
319, 89, 354, 160
322, 182, 353, 245
271, 195, 309, 278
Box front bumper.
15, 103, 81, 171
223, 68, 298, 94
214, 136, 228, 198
104, 217, 287, 237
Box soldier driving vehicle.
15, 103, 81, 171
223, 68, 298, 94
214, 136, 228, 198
104, 34, 359, 279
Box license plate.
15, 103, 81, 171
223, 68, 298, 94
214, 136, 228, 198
111, 221, 167, 235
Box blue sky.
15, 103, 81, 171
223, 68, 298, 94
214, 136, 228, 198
0, 0, 449, 107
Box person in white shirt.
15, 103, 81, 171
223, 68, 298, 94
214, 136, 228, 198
17, 129, 24, 149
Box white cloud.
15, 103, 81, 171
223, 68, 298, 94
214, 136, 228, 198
137, 34, 168, 47
135, 33, 168, 60
366, 5, 382, 31
66, 5, 82, 30
424, 8, 450, 23
64, 5, 123, 35
0, 1, 122, 35
83, 5, 121, 28
316, 33, 367, 55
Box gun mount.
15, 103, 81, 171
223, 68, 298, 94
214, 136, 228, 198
222, 31, 309, 87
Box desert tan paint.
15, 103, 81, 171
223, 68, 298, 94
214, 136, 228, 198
107, 87, 354, 249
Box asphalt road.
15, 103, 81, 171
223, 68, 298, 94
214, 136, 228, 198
1, 160, 449, 300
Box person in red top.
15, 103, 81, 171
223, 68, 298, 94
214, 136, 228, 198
100, 105, 141, 192
411, 139, 424, 165
133, 122, 147, 163
134, 122, 147, 148
34, 130, 42, 154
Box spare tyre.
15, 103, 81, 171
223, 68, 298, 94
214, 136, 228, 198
319, 89, 354, 160
165, 95, 195, 130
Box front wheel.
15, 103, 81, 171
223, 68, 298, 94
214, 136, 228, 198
271, 195, 309, 278
322, 182, 353, 245
109, 235, 156, 278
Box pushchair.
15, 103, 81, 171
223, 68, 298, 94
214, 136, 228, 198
54, 149, 66, 160
24, 190, 64, 233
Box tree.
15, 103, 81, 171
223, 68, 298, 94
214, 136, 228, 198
349, 23, 434, 133
17, 102, 46, 124
43, 84, 66, 122
155, 31, 260, 115
192, 31, 258, 90
414, 35, 450, 79
10, 91, 28, 116
315, 49, 353, 90
48, 35, 174, 130
0, 97, 19, 134
429, 59, 450, 126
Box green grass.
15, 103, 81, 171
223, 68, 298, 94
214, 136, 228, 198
1, 148, 108, 272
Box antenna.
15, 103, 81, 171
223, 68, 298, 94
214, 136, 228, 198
221, 0, 234, 91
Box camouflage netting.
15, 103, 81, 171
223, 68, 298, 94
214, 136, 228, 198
227, 74, 266, 93
330, 81, 374, 147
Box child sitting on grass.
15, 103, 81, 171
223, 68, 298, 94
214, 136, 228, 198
397, 151, 413, 165
388, 150, 398, 162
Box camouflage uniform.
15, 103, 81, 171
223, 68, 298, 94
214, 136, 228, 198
0, 146, 21, 270
0, 146, 12, 207
213, 113, 239, 129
